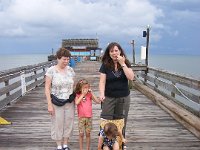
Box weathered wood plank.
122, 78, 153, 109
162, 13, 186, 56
0, 61, 56, 109
0, 80, 21, 96
133, 81, 200, 138
136, 67, 200, 116
148, 67, 200, 91
0, 89, 22, 110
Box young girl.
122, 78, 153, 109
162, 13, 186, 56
75, 79, 100, 150
98, 122, 126, 150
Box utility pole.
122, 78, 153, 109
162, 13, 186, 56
52, 48, 54, 55
131, 40, 135, 64
145, 26, 150, 66
143, 25, 151, 83
143, 25, 150, 66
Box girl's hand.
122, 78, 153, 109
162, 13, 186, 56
96, 97, 101, 104
82, 88, 88, 96
122, 138, 127, 143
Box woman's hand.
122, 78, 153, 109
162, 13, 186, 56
117, 55, 125, 65
99, 94, 105, 102
48, 104, 54, 116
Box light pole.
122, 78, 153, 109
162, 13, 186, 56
143, 25, 151, 83
143, 25, 150, 66
51, 48, 54, 55
131, 40, 135, 65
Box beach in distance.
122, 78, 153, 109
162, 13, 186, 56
0, 53, 199, 79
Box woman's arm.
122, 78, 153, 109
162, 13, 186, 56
121, 64, 134, 80
45, 76, 54, 115
117, 55, 134, 80
99, 73, 106, 102
118, 130, 126, 144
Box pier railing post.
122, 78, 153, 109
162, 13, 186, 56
34, 71, 37, 82
20, 71, 26, 96
5, 80, 11, 105
171, 82, 176, 98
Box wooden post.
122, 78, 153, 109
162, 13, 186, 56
171, 82, 176, 98
5, 80, 10, 105
20, 71, 26, 96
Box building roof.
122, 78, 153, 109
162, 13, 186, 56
62, 39, 99, 51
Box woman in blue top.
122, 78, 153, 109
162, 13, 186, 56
99, 42, 134, 132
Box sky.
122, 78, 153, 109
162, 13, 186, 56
0, 0, 199, 55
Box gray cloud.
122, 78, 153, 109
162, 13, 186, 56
0, 0, 163, 38
0, 0, 199, 55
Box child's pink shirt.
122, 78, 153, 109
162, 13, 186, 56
76, 92, 93, 118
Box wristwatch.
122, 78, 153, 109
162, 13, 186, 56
121, 64, 126, 68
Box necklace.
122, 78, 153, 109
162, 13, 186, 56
82, 96, 86, 102
112, 70, 122, 78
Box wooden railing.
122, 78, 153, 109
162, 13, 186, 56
134, 67, 200, 117
0, 61, 56, 110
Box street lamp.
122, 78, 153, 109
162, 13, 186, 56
130, 40, 135, 65
143, 25, 151, 66
143, 25, 151, 83
100, 49, 104, 55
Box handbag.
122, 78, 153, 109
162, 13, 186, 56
51, 92, 76, 106
68, 92, 76, 103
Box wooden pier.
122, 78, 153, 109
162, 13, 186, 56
0, 61, 200, 150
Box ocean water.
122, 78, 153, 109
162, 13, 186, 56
0, 53, 199, 79
149, 54, 200, 79
128, 54, 200, 79
0, 54, 49, 71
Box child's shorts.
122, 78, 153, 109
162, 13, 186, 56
78, 117, 92, 133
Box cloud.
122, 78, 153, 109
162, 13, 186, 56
0, 0, 164, 39
2, 26, 26, 37
0, 0, 199, 55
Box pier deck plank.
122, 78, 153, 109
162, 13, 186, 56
0, 61, 200, 150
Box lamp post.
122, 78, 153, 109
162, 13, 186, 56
51, 48, 54, 55
143, 25, 150, 66
143, 25, 151, 83
131, 40, 135, 65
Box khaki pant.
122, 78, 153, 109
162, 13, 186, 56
100, 95, 130, 131
51, 102, 75, 140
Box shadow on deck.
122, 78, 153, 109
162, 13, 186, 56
0, 61, 200, 150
